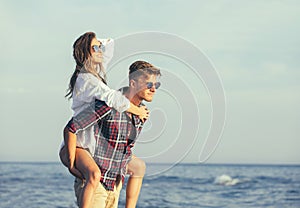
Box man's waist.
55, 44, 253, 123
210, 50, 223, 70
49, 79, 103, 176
100, 169, 125, 191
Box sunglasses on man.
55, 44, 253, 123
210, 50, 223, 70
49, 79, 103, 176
92, 44, 105, 53
146, 82, 161, 89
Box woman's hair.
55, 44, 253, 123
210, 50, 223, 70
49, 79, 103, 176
65, 32, 106, 99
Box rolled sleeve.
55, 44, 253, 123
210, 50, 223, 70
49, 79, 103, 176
100, 38, 114, 70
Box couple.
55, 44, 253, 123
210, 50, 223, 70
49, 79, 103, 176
59, 32, 162, 208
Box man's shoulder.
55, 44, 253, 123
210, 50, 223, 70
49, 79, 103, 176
119, 86, 129, 94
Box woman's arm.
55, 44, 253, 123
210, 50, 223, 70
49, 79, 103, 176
74, 73, 130, 113
86, 77, 149, 120
62, 127, 83, 179
63, 127, 77, 169
75, 74, 149, 120
100, 39, 114, 70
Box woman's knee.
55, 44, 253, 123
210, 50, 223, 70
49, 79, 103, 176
89, 168, 101, 181
59, 147, 69, 167
87, 168, 101, 187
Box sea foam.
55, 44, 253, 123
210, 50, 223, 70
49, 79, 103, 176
214, 174, 240, 186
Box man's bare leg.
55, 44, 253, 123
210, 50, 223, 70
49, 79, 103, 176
126, 156, 146, 208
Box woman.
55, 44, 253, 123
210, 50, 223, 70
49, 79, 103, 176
59, 32, 147, 208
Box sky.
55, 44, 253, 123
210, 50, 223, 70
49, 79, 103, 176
0, 0, 299, 164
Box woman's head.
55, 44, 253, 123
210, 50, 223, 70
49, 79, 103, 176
66, 32, 106, 98
73, 32, 97, 69
74, 32, 105, 73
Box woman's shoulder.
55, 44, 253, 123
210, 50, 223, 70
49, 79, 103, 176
77, 72, 98, 80
76, 73, 100, 86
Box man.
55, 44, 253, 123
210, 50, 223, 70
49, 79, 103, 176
66, 60, 162, 208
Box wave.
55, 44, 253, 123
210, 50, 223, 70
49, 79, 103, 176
213, 174, 293, 187
143, 173, 293, 189
144, 175, 212, 185
214, 174, 241, 186
254, 175, 292, 184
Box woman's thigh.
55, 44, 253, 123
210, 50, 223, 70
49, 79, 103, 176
75, 148, 100, 177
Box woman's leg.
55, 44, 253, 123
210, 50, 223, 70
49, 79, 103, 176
59, 146, 83, 179
75, 148, 101, 208
125, 155, 146, 208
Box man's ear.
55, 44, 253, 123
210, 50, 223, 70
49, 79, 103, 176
129, 79, 136, 88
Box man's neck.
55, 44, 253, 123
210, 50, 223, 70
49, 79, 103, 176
124, 89, 141, 106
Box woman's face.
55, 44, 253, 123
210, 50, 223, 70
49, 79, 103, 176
90, 37, 103, 64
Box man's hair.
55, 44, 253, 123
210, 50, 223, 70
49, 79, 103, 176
129, 60, 161, 81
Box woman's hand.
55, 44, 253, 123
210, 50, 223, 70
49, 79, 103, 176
138, 106, 149, 122
69, 165, 84, 180
127, 103, 149, 122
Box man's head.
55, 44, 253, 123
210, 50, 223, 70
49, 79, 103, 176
128, 60, 161, 103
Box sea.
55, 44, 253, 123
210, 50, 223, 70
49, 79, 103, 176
0, 162, 299, 208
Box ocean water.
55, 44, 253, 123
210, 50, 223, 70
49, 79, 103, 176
0, 162, 299, 208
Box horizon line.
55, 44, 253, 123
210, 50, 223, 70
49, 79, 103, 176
0, 161, 299, 166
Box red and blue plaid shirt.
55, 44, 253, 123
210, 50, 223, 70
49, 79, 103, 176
67, 93, 144, 191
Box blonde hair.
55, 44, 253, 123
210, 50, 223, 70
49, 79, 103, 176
81, 57, 107, 83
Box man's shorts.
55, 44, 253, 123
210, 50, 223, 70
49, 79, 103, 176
74, 178, 122, 208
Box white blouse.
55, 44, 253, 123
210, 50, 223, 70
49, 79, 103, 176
72, 72, 130, 116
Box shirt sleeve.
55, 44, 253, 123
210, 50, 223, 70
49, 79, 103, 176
67, 100, 112, 134
100, 38, 114, 70
74, 73, 130, 112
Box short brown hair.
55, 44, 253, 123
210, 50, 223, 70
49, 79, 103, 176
129, 60, 161, 81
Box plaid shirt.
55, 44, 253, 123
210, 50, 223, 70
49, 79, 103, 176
67, 96, 144, 191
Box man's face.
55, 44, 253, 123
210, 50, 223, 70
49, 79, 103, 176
134, 74, 160, 102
